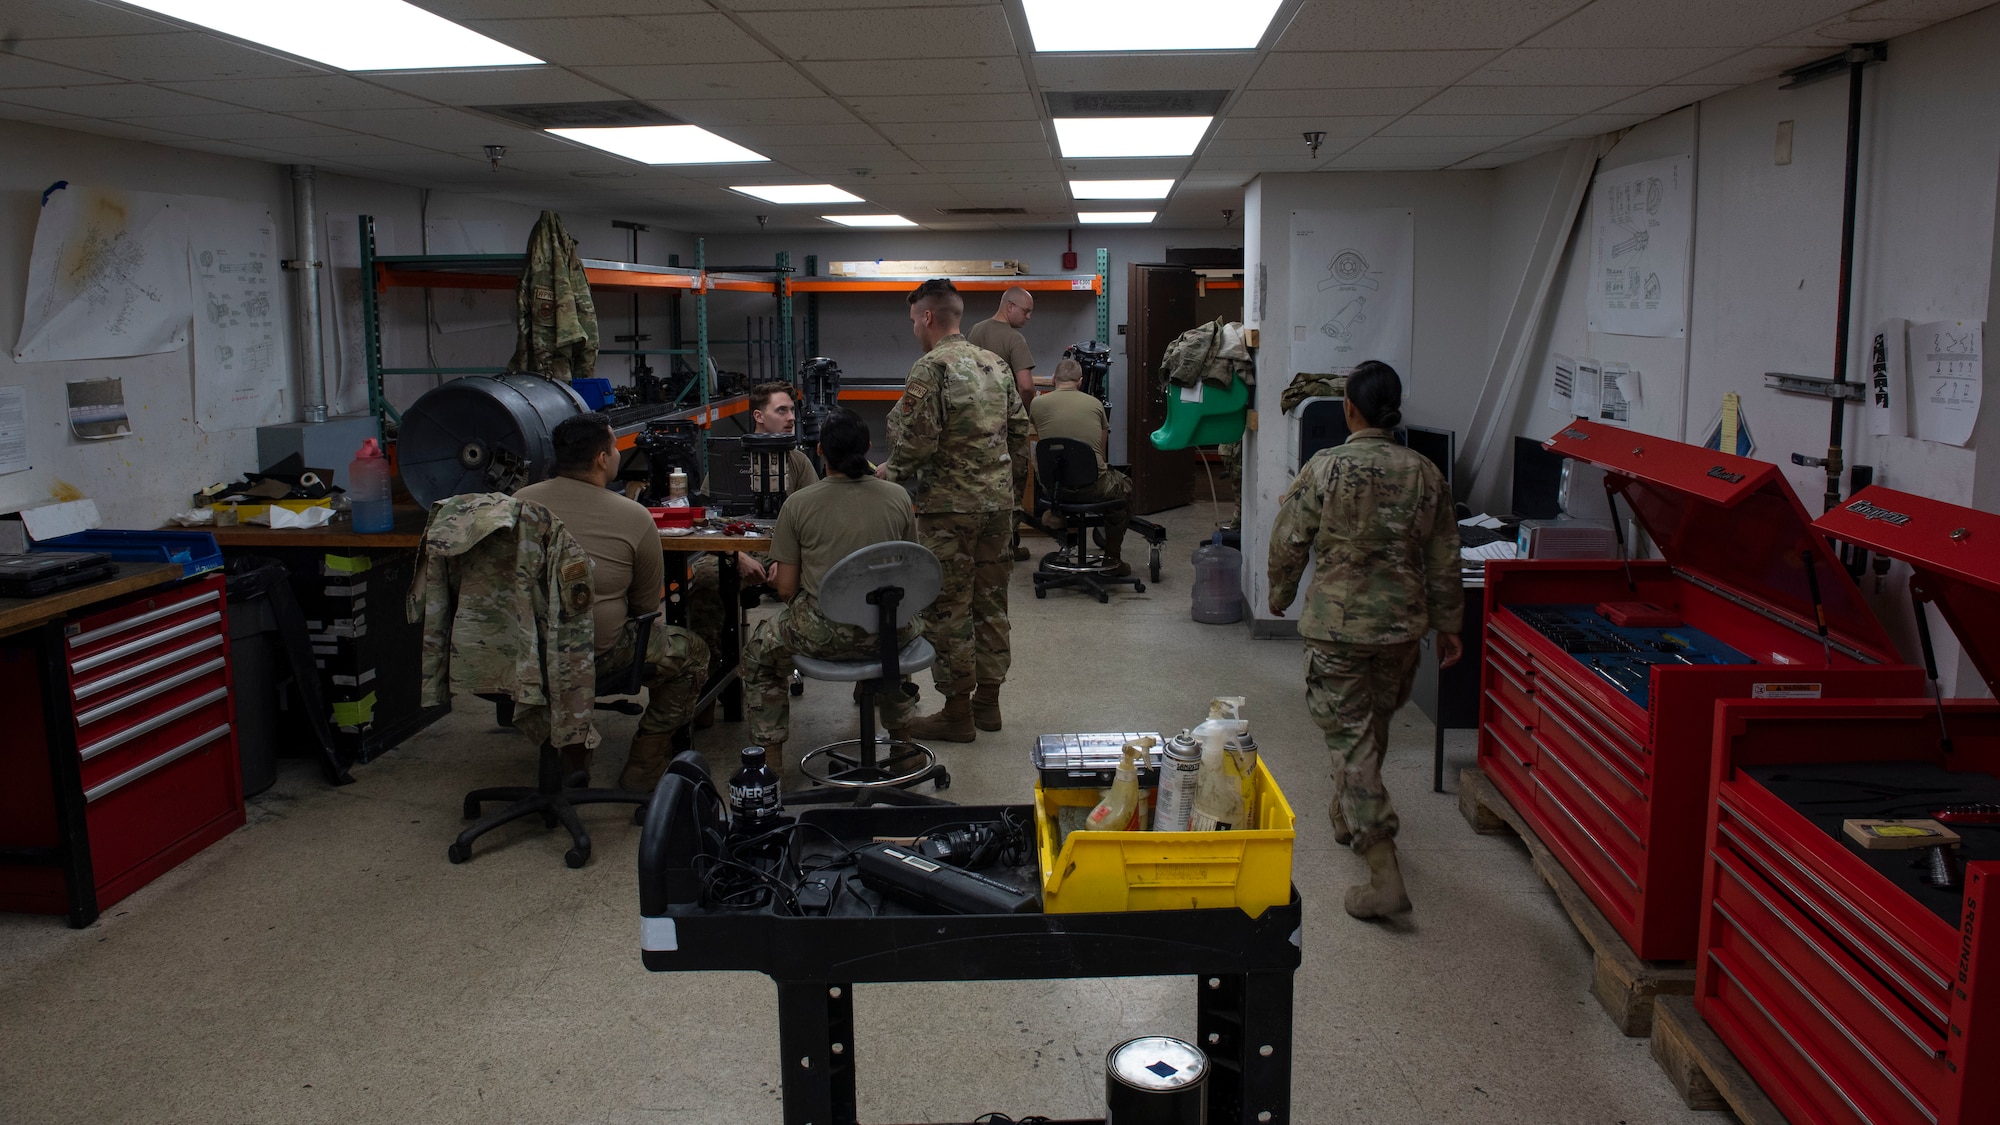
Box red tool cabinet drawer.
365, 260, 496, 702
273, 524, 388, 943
1534, 690, 1648, 824
1532, 735, 1644, 887
1482, 693, 1537, 787
1532, 768, 1641, 924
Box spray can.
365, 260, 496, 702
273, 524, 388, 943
1106, 1035, 1208, 1124
1152, 731, 1201, 832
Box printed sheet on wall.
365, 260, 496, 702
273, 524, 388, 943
1288, 208, 1414, 385
1587, 155, 1692, 338
187, 196, 288, 431
13, 185, 191, 362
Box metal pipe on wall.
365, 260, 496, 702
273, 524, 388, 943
290, 165, 328, 423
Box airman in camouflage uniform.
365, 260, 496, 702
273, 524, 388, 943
1268, 361, 1461, 920
879, 279, 1030, 741
506, 209, 597, 380
408, 492, 599, 752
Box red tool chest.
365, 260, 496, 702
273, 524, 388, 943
1698, 486, 2000, 1125
0, 572, 244, 920
1478, 420, 1920, 960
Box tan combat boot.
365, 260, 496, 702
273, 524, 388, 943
558, 743, 593, 788
1327, 795, 1353, 847
972, 681, 1003, 732
1344, 840, 1412, 919
902, 684, 977, 743
619, 731, 675, 793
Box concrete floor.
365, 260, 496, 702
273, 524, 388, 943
0, 501, 1717, 1124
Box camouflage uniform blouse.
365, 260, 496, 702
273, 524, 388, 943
881, 333, 1030, 514
1267, 428, 1464, 645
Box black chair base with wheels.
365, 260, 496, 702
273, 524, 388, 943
1030, 437, 1145, 603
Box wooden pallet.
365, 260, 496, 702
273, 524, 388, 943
1649, 994, 1790, 1122
1458, 766, 1696, 1036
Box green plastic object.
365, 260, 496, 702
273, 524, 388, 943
1150, 376, 1249, 450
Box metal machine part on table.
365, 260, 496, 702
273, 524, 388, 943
1032, 732, 1167, 789
628, 417, 705, 507
1063, 340, 1113, 406
1504, 604, 1754, 708
741, 432, 799, 519
795, 356, 842, 475
396, 373, 586, 506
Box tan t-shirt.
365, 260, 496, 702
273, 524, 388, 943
1030, 387, 1109, 470
785, 447, 819, 496
514, 475, 663, 654
966, 317, 1033, 378
769, 474, 917, 602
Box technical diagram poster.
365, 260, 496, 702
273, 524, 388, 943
1587, 155, 1691, 338
1289, 209, 1413, 384
14, 185, 190, 362
188, 196, 288, 431
1912, 319, 1981, 446
1866, 317, 1910, 437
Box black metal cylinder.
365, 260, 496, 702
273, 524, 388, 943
1105, 1036, 1207, 1124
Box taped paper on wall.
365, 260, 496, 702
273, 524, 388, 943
1289, 208, 1414, 386
1587, 155, 1692, 338
188, 196, 287, 431
1598, 362, 1639, 424
1866, 318, 1909, 438
0, 385, 27, 474
1573, 356, 1603, 419
1912, 319, 1980, 447
67, 377, 129, 440
14, 185, 191, 362
1547, 352, 1578, 415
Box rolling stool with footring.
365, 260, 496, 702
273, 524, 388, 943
786, 541, 953, 806
1032, 437, 1144, 603
454, 611, 664, 868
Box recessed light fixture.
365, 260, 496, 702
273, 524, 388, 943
548, 125, 767, 165
731, 184, 866, 205
1070, 179, 1176, 200
119, 0, 541, 71
822, 214, 918, 228
1079, 212, 1158, 224
1023, 0, 1285, 52
1054, 117, 1211, 159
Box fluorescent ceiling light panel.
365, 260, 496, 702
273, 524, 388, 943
822, 214, 917, 228
119, 0, 541, 71
1023, 0, 1285, 52
1054, 117, 1210, 158
731, 184, 865, 205
1079, 211, 1158, 224
550, 125, 767, 165
1070, 179, 1176, 199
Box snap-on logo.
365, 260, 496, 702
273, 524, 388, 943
1706, 466, 1746, 483
1846, 500, 1912, 526
1559, 427, 1589, 441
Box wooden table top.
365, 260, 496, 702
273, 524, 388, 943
196, 505, 429, 550
659, 530, 774, 552
0, 562, 186, 640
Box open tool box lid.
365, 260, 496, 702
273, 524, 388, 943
1813, 484, 2000, 696
1544, 419, 1891, 655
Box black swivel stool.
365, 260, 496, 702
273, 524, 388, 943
1032, 436, 1144, 603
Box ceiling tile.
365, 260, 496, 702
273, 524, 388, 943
252, 134, 445, 159
12, 33, 322, 83
674, 97, 864, 127
368, 67, 623, 104
423, 1, 715, 17
0, 53, 125, 89
1277, 0, 1594, 51
1214, 116, 1393, 140
1205, 136, 1362, 158
1490, 136, 1575, 154
1, 83, 242, 118
1534, 113, 1655, 137
878, 119, 1046, 145
1230, 87, 1440, 117
1324, 153, 1456, 170
846, 92, 1041, 122
305, 107, 575, 152
716, 122, 888, 147
1178, 170, 1256, 187
1417, 85, 1645, 114
140, 136, 302, 162
1770, 0, 1995, 46
1460, 47, 1739, 86
803, 57, 1027, 96
738, 5, 1019, 60
461, 15, 777, 66
757, 143, 914, 164
1596, 85, 1736, 117
1380, 113, 1570, 136
1451, 152, 1531, 169
1346, 135, 1497, 156
1031, 53, 1259, 92
0, 6, 183, 38
46, 119, 204, 146
935, 171, 1059, 184
115, 112, 359, 141
160, 76, 436, 113
1665, 47, 1829, 87
1252, 51, 1499, 89
1526, 0, 1863, 48
578, 62, 823, 100
898, 141, 1052, 162
913, 158, 1050, 174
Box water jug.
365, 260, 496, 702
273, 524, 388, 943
1189, 531, 1242, 624
348, 438, 394, 534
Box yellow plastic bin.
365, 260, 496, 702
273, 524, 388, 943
1035, 758, 1296, 916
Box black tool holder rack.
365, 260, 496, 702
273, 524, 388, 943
638, 768, 1302, 1125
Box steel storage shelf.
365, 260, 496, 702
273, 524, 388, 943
1477, 420, 1922, 961
1696, 486, 2000, 1125
797, 248, 1112, 362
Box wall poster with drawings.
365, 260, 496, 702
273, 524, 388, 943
1587, 155, 1692, 338
187, 195, 288, 431
1289, 208, 1413, 385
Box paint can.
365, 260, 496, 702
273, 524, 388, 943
1151, 731, 1201, 831
1105, 1035, 1208, 1124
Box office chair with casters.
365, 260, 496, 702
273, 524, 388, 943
454, 610, 665, 868
1032, 437, 1144, 603
786, 541, 954, 807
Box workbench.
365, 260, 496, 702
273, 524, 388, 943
660, 526, 772, 726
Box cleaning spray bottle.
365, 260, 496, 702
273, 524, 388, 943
1212, 696, 1261, 829
1188, 702, 1250, 832
1084, 737, 1156, 832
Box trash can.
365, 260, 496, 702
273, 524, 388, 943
224, 559, 288, 797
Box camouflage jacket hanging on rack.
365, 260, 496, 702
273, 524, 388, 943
1159, 316, 1254, 390
506, 210, 599, 380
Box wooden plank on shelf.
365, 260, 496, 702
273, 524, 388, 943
791, 276, 1100, 294
1458, 766, 1696, 1036
1649, 995, 1789, 1123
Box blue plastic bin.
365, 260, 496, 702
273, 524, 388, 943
36, 529, 222, 577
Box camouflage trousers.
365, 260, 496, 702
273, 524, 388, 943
1055, 468, 1131, 562
1304, 637, 1422, 853
917, 509, 1012, 691
515, 617, 709, 745
1217, 442, 1243, 529
742, 594, 920, 746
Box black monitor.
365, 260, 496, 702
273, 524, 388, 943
1511, 435, 1565, 519
1296, 398, 1348, 467
1400, 425, 1454, 487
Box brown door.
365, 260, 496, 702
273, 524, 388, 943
1125, 263, 1198, 514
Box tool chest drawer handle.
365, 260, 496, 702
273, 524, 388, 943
66, 589, 221, 649
77, 687, 229, 762
1486, 637, 1532, 679
85, 724, 230, 804
1481, 723, 1533, 770
1532, 773, 1640, 891
1537, 694, 1649, 786
1705, 955, 1887, 1125
1489, 659, 1533, 698
1532, 735, 1642, 845
70, 612, 222, 675
1714, 853, 1946, 1056
1716, 806, 1951, 998
1488, 693, 1534, 735
75, 657, 227, 728
73, 634, 224, 702
1536, 673, 1646, 756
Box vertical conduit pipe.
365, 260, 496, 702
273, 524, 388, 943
291, 165, 328, 422
1823, 48, 1872, 513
